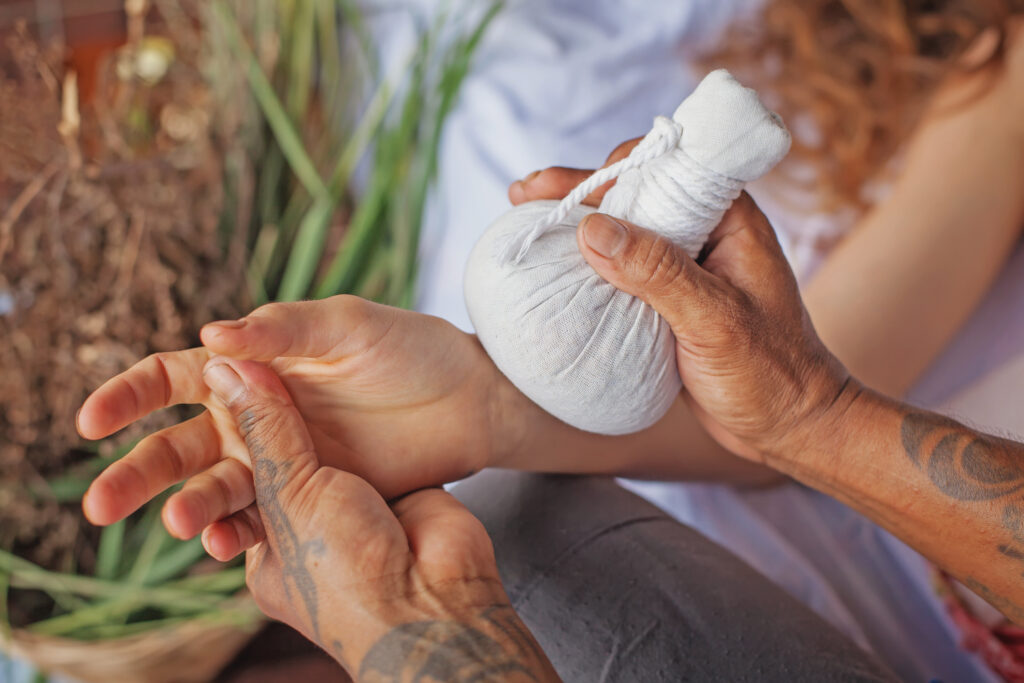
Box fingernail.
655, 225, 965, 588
522, 169, 541, 183
203, 362, 246, 403
582, 214, 628, 258
206, 319, 246, 330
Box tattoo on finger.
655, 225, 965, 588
240, 408, 327, 644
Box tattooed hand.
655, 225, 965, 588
574, 192, 849, 464
200, 356, 560, 681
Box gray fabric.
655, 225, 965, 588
454, 471, 897, 682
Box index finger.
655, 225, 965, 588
699, 192, 794, 292
77, 347, 212, 440
511, 137, 642, 207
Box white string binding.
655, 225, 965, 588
497, 116, 683, 265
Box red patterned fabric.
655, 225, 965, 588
936, 571, 1024, 682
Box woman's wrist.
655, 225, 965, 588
485, 353, 543, 470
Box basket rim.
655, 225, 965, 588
0, 594, 264, 683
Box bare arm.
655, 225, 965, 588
805, 28, 1024, 395
493, 387, 781, 486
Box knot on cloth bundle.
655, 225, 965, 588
464, 69, 792, 435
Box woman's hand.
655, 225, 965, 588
508, 138, 640, 208
199, 356, 557, 680
574, 193, 850, 464
77, 296, 508, 559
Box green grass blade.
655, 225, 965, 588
312, 158, 391, 298
394, 2, 503, 305
141, 536, 207, 586
246, 221, 279, 305
25, 567, 251, 638
0, 562, 9, 640
0, 550, 219, 608
214, 0, 328, 199
285, 0, 315, 124
95, 520, 125, 580
126, 503, 172, 585
326, 66, 399, 199
336, 0, 378, 78
278, 67, 400, 301
126, 527, 170, 586
276, 197, 336, 301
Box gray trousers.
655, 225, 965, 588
453, 471, 896, 682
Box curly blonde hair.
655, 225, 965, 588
703, 0, 1023, 213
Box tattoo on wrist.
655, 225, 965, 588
359, 604, 546, 682
901, 411, 1024, 621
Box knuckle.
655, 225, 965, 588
308, 466, 350, 491
115, 457, 151, 497
235, 407, 284, 456
252, 301, 286, 321
240, 505, 264, 540
337, 296, 396, 356
150, 351, 175, 369
236, 406, 267, 440
295, 468, 359, 515
446, 513, 491, 549
351, 531, 401, 578
208, 470, 234, 510
334, 294, 370, 321
607, 138, 641, 164
720, 295, 761, 345
183, 483, 212, 523
235, 399, 285, 433
720, 291, 751, 326
533, 166, 558, 184
637, 236, 687, 294
335, 295, 373, 334
150, 432, 186, 481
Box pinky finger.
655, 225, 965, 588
201, 505, 265, 562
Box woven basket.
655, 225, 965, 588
1, 596, 263, 683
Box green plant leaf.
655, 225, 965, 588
95, 520, 125, 581
214, 0, 328, 200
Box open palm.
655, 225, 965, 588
77, 295, 503, 559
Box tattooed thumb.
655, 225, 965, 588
202, 357, 320, 514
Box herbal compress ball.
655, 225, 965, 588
465, 70, 792, 435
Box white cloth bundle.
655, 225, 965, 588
464, 70, 791, 434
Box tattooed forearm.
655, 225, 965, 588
902, 412, 1024, 503
359, 604, 547, 683
240, 408, 327, 644
962, 577, 1024, 625
901, 411, 1024, 619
